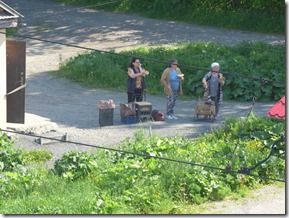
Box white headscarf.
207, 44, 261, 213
211, 62, 219, 69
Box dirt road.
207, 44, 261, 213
8, 0, 285, 75
6, 0, 286, 215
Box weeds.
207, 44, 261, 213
0, 115, 285, 214
57, 42, 285, 101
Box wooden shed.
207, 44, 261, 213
0, 1, 23, 128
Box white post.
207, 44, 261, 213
0, 29, 7, 129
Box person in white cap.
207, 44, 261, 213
202, 62, 225, 120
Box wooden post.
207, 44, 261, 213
0, 29, 6, 129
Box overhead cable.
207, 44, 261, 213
0, 31, 285, 86
0, 128, 285, 183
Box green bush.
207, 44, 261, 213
53, 151, 99, 180
51, 115, 285, 213
0, 115, 285, 214
0, 169, 47, 199
58, 42, 285, 101
0, 133, 25, 172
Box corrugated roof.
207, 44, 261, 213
0, 1, 23, 20
267, 96, 285, 119
0, 11, 18, 20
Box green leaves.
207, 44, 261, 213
53, 151, 99, 181
58, 41, 285, 101
0, 133, 25, 172
0, 116, 285, 213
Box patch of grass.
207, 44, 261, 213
23, 150, 53, 164
0, 172, 98, 214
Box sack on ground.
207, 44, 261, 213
125, 103, 136, 116
151, 110, 165, 121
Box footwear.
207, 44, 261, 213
166, 114, 173, 120
171, 114, 178, 119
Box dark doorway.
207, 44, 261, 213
6, 40, 26, 124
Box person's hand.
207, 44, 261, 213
219, 76, 225, 85
166, 85, 172, 92
178, 74, 184, 80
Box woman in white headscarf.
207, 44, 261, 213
202, 62, 225, 120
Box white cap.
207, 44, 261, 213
211, 62, 219, 68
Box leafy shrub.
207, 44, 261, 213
51, 115, 284, 213
58, 42, 285, 101
0, 168, 47, 199
0, 115, 285, 214
0, 133, 25, 172
53, 151, 99, 180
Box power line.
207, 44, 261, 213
1, 1, 285, 184
0, 31, 285, 86
11, 0, 285, 55
0, 128, 285, 183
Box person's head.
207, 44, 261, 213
129, 57, 141, 68
168, 58, 178, 68
211, 62, 219, 72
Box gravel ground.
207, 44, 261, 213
8, 72, 276, 165
4, 0, 286, 215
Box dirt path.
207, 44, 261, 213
9, 0, 285, 75
6, 0, 286, 215
197, 184, 285, 214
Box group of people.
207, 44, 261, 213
126, 57, 225, 120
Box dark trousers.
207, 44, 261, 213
127, 89, 143, 103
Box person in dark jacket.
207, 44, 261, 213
127, 57, 149, 103
202, 62, 225, 120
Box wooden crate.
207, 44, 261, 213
195, 104, 215, 120
135, 102, 152, 122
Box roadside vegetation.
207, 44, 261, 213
1, 0, 285, 215
0, 115, 285, 214
54, 0, 285, 34
48, 1, 285, 102
58, 41, 285, 101
0, 114, 285, 214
